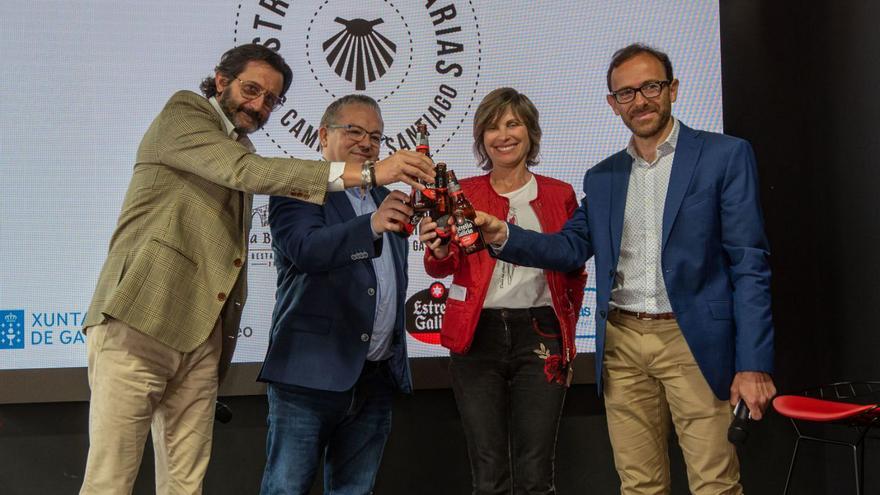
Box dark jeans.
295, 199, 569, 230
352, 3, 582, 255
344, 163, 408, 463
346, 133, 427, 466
260, 361, 393, 495
450, 306, 568, 495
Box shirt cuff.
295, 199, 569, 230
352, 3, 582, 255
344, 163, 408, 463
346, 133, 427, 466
327, 161, 346, 192
369, 212, 382, 240
489, 223, 510, 253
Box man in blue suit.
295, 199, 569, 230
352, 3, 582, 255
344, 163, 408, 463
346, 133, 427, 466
259, 95, 413, 494
477, 44, 776, 494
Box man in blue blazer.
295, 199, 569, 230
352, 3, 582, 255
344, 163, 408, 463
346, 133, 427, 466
259, 95, 413, 495
478, 44, 776, 494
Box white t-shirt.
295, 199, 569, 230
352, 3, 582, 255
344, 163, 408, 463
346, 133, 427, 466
483, 176, 553, 309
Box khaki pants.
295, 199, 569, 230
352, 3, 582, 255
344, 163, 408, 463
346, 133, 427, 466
603, 311, 741, 495
80, 318, 222, 495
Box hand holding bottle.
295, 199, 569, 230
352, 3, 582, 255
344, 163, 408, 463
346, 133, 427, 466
373, 150, 434, 189
418, 215, 451, 259
473, 211, 508, 245
372, 191, 415, 234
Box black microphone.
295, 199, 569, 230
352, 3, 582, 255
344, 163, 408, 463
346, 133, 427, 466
215, 401, 233, 424
727, 399, 751, 445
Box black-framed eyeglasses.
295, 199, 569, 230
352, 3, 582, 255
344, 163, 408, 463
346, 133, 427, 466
610, 80, 672, 104
326, 124, 383, 146
236, 78, 285, 110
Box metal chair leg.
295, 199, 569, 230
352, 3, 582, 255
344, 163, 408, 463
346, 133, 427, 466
857, 441, 866, 495
852, 444, 861, 495
783, 436, 801, 495
854, 424, 870, 495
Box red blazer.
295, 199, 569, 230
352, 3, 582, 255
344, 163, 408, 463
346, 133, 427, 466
424, 173, 587, 365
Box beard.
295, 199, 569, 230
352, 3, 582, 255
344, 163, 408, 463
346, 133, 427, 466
623, 100, 672, 139
218, 91, 266, 134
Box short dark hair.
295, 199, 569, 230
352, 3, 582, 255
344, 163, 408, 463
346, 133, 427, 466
606, 43, 674, 92
200, 44, 293, 99
472, 87, 541, 170
319, 94, 382, 127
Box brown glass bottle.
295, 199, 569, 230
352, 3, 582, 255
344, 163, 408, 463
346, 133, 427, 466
409, 124, 435, 213
447, 171, 486, 254
431, 162, 452, 245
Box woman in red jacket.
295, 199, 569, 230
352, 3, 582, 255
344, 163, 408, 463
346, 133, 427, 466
420, 87, 587, 495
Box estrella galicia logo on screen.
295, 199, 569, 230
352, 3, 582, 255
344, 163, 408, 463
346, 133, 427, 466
0, 310, 26, 349
405, 282, 446, 345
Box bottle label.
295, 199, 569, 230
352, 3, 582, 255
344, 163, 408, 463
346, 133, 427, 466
455, 219, 480, 247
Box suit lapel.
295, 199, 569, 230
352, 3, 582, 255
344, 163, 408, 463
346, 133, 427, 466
609, 153, 631, 267
370, 187, 389, 206
327, 190, 358, 221
662, 124, 701, 251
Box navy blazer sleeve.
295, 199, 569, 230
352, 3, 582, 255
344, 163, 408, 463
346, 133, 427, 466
498, 173, 594, 272
720, 140, 774, 373
269, 195, 381, 273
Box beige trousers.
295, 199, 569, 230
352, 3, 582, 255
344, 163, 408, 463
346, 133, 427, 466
80, 318, 222, 495
603, 311, 741, 495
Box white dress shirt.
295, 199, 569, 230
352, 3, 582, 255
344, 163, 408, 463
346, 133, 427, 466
610, 118, 681, 314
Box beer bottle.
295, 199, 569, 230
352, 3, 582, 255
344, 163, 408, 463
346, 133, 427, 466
447, 171, 486, 254
432, 162, 452, 245
409, 124, 435, 213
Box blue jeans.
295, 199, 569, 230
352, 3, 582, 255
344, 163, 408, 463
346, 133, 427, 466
260, 361, 393, 495
450, 306, 568, 495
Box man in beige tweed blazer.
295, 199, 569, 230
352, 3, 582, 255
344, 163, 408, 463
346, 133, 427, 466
79, 44, 433, 494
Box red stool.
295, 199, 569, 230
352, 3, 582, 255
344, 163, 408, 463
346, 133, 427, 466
772, 381, 880, 495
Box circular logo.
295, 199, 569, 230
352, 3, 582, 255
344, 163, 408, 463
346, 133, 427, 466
428, 281, 446, 299
405, 282, 447, 345
233, 0, 482, 157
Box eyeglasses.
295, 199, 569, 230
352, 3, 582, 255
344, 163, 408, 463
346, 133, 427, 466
610, 80, 672, 104
236, 78, 285, 110
326, 124, 383, 146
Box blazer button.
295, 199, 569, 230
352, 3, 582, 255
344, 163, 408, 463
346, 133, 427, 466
599, 310, 606, 319
217, 292, 227, 302
367, 288, 376, 296
609, 269, 615, 278
361, 333, 370, 342
233, 258, 243, 267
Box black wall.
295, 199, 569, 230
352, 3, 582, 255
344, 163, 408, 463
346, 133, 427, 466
719, 1, 880, 491
3, 1, 880, 493
723, 1, 880, 383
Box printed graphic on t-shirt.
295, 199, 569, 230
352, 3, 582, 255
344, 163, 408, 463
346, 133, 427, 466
498, 207, 519, 289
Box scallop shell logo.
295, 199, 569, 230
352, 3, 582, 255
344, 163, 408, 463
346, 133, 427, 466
322, 17, 397, 90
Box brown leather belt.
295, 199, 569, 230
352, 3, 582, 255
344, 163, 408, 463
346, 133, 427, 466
612, 308, 676, 320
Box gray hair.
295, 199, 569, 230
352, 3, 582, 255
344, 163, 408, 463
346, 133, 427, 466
320, 94, 382, 127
